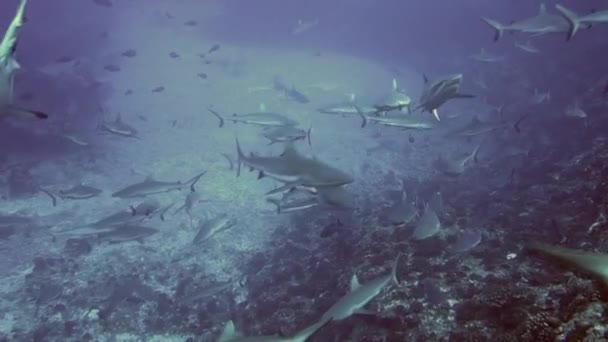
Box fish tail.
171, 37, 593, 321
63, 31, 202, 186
481, 17, 505, 42
185, 170, 207, 192
555, 4, 581, 41
306, 122, 313, 146
207, 107, 224, 127
266, 198, 282, 214
354, 105, 367, 128
235, 138, 244, 177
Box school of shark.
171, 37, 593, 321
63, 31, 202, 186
0, 0, 607, 341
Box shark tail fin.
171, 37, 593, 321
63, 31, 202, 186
207, 107, 224, 127
306, 122, 313, 147
185, 170, 207, 192
354, 105, 368, 128
481, 17, 505, 42
555, 4, 581, 41
6, 105, 48, 120
235, 138, 244, 177
266, 198, 282, 214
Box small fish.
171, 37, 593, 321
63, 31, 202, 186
121, 49, 137, 58
531, 89, 550, 104
124, 89, 133, 96
197, 73, 207, 79
93, 0, 112, 7
204, 60, 211, 65
104, 64, 121, 72
152, 86, 165, 93
565, 100, 588, 118
98, 114, 139, 139
55, 56, 75, 63
514, 41, 540, 54
184, 20, 198, 26
207, 44, 220, 54
169, 52, 180, 59
171, 119, 177, 127
62, 134, 89, 147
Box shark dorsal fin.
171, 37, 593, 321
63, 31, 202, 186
538, 3, 547, 14
350, 274, 360, 291
259, 103, 266, 111
280, 142, 299, 159
422, 74, 429, 84
392, 78, 398, 91
218, 320, 240, 342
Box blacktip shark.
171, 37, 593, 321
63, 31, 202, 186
218, 319, 328, 342
481, 4, 572, 42
273, 77, 310, 104
469, 48, 505, 63
555, 4, 608, 41
415, 74, 474, 121
235, 139, 353, 190
112, 171, 207, 198
58, 184, 102, 200
319, 255, 401, 323
208, 107, 299, 128
528, 243, 608, 285
374, 79, 412, 115
0, 0, 49, 120
357, 106, 436, 130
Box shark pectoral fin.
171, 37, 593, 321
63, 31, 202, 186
6, 105, 48, 119
432, 109, 441, 121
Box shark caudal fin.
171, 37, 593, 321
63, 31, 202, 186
207, 107, 225, 127
481, 17, 506, 42
555, 4, 582, 41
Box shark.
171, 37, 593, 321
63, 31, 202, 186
445, 115, 509, 138
374, 79, 412, 114
262, 125, 312, 146
528, 243, 608, 284
209, 107, 299, 128
357, 106, 436, 130
469, 48, 505, 63
555, 4, 608, 40
290, 19, 319, 35
273, 77, 310, 104
415, 74, 474, 121
413, 205, 441, 240
319, 255, 401, 322
432, 144, 481, 177
235, 139, 353, 190
192, 213, 236, 244
98, 114, 139, 139
514, 41, 540, 54
0, 0, 48, 120
218, 319, 327, 342
481, 4, 572, 42
112, 171, 206, 198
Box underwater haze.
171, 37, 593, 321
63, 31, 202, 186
1, 0, 608, 340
